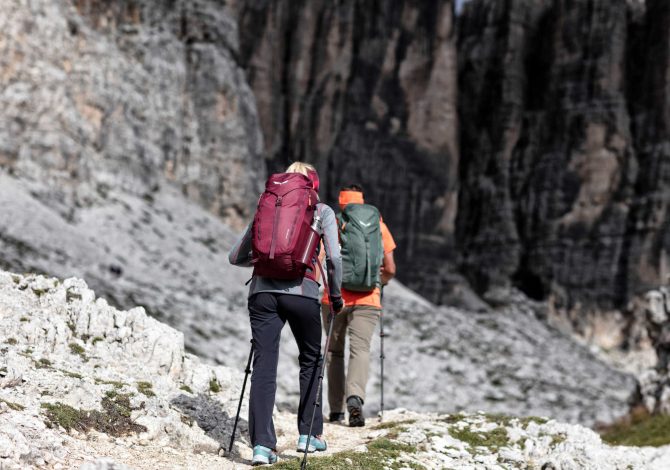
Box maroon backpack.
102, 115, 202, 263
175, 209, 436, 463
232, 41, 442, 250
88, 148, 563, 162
251, 172, 319, 280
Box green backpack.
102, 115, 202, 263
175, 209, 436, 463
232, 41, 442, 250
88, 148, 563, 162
338, 203, 383, 292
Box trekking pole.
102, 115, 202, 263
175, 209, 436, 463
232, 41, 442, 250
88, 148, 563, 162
379, 286, 385, 422
301, 262, 336, 470
379, 313, 385, 422
227, 339, 254, 455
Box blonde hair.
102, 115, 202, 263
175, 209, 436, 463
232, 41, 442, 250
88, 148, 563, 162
286, 161, 316, 176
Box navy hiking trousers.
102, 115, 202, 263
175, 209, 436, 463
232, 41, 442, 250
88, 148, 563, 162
248, 292, 323, 449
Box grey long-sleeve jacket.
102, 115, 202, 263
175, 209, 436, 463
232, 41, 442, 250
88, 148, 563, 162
228, 203, 342, 302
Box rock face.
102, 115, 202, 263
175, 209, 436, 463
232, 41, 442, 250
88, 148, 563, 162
633, 288, 670, 414
232, 0, 670, 349
0, 0, 264, 228
456, 0, 670, 344
233, 0, 460, 295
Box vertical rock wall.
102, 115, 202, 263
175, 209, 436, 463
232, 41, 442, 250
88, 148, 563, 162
235, 0, 670, 344
234, 0, 460, 296
457, 0, 670, 342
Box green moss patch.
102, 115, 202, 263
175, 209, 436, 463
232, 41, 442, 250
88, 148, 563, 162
37, 358, 52, 368
179, 385, 193, 394
41, 393, 146, 437
449, 425, 510, 450
550, 433, 567, 447
136, 381, 155, 397
372, 419, 417, 430
439, 413, 467, 424
482, 413, 547, 428
94, 378, 125, 388
0, 398, 25, 411
209, 378, 221, 393
601, 412, 670, 447
58, 369, 83, 380
270, 437, 422, 469
68, 343, 86, 359
32, 287, 50, 297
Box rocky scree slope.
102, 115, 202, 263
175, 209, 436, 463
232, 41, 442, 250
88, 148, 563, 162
1, 270, 670, 470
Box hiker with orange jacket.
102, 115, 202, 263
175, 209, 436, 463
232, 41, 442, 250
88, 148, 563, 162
322, 184, 396, 427
228, 162, 343, 465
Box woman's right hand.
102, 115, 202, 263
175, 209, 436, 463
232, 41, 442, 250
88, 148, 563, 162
331, 296, 345, 314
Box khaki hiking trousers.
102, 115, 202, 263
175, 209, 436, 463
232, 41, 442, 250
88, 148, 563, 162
321, 304, 380, 413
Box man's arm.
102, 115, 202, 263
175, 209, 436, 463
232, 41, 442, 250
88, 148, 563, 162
380, 251, 396, 285
379, 220, 397, 285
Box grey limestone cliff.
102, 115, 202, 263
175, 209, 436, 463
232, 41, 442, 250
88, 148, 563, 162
233, 0, 460, 299
0, 0, 264, 228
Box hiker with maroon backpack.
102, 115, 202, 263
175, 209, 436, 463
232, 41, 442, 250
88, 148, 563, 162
228, 162, 343, 466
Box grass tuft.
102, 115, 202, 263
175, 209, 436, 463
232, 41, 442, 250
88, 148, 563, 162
41, 393, 146, 436
600, 411, 670, 447
136, 381, 155, 397
68, 343, 86, 358
94, 378, 125, 388
58, 368, 83, 380
0, 398, 25, 411
37, 358, 52, 368
550, 433, 567, 447
209, 378, 221, 393
179, 385, 193, 394
373, 419, 416, 430
482, 413, 548, 428
270, 437, 422, 469
449, 425, 509, 450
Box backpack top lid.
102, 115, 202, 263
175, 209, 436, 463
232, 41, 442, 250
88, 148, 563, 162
264, 172, 314, 194
340, 203, 381, 228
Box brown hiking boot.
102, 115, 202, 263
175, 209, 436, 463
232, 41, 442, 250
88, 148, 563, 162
347, 396, 365, 427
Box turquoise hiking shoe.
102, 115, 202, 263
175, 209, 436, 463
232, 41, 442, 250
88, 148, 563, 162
252, 445, 277, 466
296, 435, 327, 453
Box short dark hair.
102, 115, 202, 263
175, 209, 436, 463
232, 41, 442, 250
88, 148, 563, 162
341, 183, 363, 193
